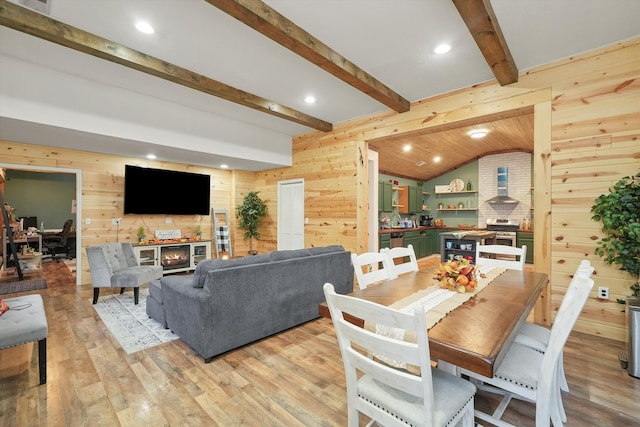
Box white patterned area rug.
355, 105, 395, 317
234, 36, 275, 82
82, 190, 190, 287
91, 287, 178, 354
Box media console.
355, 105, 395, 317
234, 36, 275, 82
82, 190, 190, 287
132, 240, 211, 275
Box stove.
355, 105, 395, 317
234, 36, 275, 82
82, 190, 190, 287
486, 219, 519, 248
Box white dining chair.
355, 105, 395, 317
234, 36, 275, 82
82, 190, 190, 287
323, 283, 476, 427
351, 252, 394, 290
515, 260, 594, 394
382, 244, 419, 278
475, 244, 527, 271
461, 273, 595, 427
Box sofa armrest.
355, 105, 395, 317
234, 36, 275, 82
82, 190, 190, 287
161, 275, 216, 354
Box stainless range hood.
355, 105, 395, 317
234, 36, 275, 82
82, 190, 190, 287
487, 167, 520, 205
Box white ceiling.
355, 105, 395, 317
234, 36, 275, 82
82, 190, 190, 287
1, 0, 639, 172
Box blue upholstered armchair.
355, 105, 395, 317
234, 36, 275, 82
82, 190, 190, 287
86, 242, 163, 304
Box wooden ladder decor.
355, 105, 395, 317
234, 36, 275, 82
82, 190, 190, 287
212, 208, 232, 258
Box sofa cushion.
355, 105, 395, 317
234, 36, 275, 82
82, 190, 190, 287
192, 254, 272, 288
269, 249, 311, 261
307, 245, 344, 255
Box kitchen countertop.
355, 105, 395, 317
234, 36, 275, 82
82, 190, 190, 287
379, 226, 485, 234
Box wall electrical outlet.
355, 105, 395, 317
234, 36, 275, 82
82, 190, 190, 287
598, 286, 609, 300
112, 218, 121, 225
85, 218, 91, 225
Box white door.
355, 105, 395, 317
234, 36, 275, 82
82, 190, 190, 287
277, 179, 304, 250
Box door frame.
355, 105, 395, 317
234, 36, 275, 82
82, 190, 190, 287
0, 162, 82, 286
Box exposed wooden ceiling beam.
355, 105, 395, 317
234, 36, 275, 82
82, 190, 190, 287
0, 0, 332, 132
452, 0, 518, 86
204, 0, 410, 113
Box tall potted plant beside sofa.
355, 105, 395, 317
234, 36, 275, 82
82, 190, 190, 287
236, 191, 267, 255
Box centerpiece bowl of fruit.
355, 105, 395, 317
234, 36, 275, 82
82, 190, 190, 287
434, 258, 478, 293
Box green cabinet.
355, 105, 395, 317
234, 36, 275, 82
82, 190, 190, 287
403, 231, 421, 258
418, 231, 428, 258
379, 233, 391, 251
517, 232, 534, 264
408, 186, 421, 213
424, 229, 436, 255
379, 181, 392, 211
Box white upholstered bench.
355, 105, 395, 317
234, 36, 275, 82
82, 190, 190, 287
0, 294, 48, 384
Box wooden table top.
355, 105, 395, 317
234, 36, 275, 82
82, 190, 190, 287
319, 267, 549, 377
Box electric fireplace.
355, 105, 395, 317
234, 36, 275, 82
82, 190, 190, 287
160, 244, 190, 271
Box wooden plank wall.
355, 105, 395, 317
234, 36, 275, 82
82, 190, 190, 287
0, 143, 235, 284
0, 36, 637, 341
289, 37, 640, 342
547, 40, 640, 341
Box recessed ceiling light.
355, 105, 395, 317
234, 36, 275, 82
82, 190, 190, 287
434, 44, 451, 54
433, 156, 441, 163
304, 95, 316, 104
469, 129, 488, 139
403, 144, 412, 152
146, 154, 156, 159
135, 21, 155, 34
220, 164, 228, 169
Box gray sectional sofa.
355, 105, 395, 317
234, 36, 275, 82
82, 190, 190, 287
160, 245, 353, 361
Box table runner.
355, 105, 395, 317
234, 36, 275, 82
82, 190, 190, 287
365, 266, 506, 370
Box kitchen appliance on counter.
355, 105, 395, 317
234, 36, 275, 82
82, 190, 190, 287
486, 219, 519, 259
420, 215, 434, 227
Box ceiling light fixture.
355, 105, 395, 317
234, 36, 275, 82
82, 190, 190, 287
220, 164, 228, 169
433, 156, 441, 163
469, 129, 488, 139
403, 144, 412, 152
146, 154, 156, 159
434, 44, 451, 54
304, 95, 316, 104
135, 21, 155, 34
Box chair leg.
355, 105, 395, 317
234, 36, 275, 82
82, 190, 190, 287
38, 338, 47, 385
134, 287, 139, 305
92, 288, 100, 304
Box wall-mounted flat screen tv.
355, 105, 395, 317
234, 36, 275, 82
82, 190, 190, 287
124, 165, 210, 215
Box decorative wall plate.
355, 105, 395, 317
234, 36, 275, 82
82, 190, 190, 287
449, 178, 465, 192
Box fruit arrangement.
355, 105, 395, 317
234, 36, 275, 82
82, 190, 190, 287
434, 259, 478, 293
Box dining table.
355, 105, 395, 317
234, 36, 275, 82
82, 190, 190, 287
318, 266, 549, 378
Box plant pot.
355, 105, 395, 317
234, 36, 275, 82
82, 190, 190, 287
248, 250, 258, 256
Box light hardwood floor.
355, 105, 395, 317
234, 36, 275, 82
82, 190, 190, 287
1, 259, 639, 426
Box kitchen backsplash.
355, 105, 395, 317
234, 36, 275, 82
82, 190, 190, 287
478, 152, 532, 228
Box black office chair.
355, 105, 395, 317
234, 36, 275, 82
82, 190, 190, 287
42, 219, 73, 262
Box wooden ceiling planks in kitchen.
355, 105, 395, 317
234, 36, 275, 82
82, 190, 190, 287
368, 110, 534, 181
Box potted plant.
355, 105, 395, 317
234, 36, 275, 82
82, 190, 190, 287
136, 225, 146, 243
195, 225, 202, 239
236, 191, 268, 255
590, 171, 640, 304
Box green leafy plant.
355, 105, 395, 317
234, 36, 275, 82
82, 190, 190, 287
591, 171, 640, 303
236, 191, 268, 255
136, 225, 146, 242
195, 225, 202, 237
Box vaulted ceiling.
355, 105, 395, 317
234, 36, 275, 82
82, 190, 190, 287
1, 0, 639, 178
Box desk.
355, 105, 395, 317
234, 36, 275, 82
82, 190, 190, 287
2, 232, 42, 269
319, 267, 548, 378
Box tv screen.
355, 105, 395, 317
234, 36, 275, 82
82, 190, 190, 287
124, 165, 210, 215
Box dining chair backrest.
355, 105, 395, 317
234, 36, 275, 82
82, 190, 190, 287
535, 274, 594, 422
323, 283, 475, 427
475, 244, 527, 270
351, 252, 393, 289
382, 244, 418, 278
